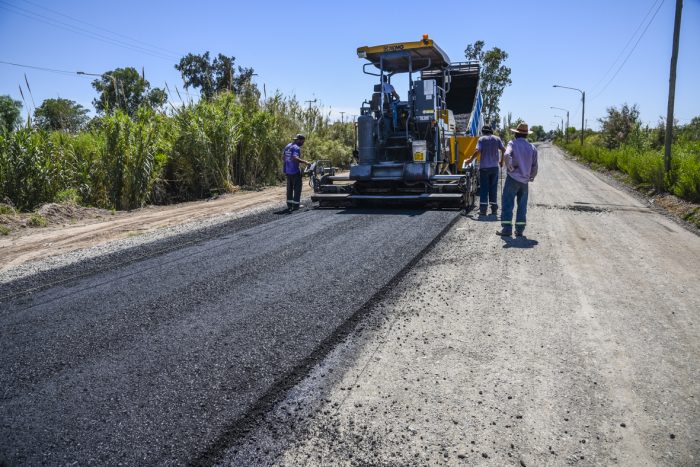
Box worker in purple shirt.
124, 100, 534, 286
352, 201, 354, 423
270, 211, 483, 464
497, 123, 538, 237
466, 124, 505, 216
282, 134, 310, 212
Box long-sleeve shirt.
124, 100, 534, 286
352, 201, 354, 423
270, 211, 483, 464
504, 138, 538, 184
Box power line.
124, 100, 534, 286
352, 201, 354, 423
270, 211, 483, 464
0, 60, 78, 76
0, 1, 180, 62
18, 0, 181, 57
588, 0, 664, 96
589, 0, 666, 101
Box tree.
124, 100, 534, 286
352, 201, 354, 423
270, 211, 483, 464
0, 95, 22, 134
529, 125, 546, 141
34, 98, 89, 132
464, 41, 512, 129
92, 67, 167, 116
677, 116, 700, 142
598, 103, 640, 149
175, 52, 255, 99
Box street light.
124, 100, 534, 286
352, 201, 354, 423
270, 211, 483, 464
553, 85, 585, 145
78, 70, 120, 109
550, 106, 570, 142
553, 114, 564, 138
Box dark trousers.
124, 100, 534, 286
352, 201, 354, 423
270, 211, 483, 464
501, 176, 529, 234
286, 173, 302, 209
479, 167, 499, 213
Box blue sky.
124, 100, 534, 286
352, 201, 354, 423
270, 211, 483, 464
1, 0, 698, 131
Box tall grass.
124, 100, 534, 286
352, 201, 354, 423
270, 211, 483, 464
0, 128, 61, 210
671, 141, 700, 201
168, 93, 240, 200
0, 90, 355, 211
561, 139, 700, 202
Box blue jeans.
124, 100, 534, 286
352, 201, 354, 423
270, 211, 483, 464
501, 176, 529, 234
479, 167, 499, 213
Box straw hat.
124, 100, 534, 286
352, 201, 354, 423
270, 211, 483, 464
510, 123, 532, 135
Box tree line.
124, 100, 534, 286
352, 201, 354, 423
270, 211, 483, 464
559, 103, 700, 204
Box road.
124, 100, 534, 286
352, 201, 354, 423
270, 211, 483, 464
221, 144, 699, 466
0, 204, 458, 465
1, 143, 699, 466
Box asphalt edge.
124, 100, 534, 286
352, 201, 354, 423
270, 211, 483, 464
0, 200, 314, 302
188, 212, 463, 466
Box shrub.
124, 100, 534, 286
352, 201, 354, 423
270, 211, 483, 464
0, 203, 16, 215
27, 213, 48, 227
671, 142, 700, 202
55, 188, 81, 204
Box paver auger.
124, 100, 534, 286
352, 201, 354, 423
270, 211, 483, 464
311, 35, 483, 209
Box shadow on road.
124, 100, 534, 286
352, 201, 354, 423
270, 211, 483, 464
333, 207, 432, 217
500, 235, 539, 249
464, 212, 500, 222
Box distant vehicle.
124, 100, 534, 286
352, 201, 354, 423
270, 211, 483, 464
310, 35, 484, 209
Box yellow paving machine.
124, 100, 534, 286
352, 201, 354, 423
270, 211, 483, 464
311, 35, 483, 209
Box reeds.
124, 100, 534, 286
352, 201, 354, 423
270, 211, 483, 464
1, 91, 355, 211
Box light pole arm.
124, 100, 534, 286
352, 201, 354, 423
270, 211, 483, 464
550, 106, 571, 142
553, 85, 585, 145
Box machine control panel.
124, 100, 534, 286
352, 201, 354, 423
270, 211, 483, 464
414, 79, 437, 122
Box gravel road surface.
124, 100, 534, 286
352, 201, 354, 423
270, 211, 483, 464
221, 144, 700, 466
0, 205, 458, 465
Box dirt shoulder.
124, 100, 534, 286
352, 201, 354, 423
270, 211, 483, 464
0, 183, 309, 272
556, 144, 700, 231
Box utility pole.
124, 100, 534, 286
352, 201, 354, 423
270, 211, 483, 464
550, 106, 570, 142
304, 99, 317, 110
665, 0, 683, 174
553, 85, 585, 145
340, 111, 345, 123
553, 115, 564, 139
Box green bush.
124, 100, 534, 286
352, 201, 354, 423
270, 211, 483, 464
0, 203, 16, 215
55, 188, 81, 204
27, 213, 48, 227
622, 148, 665, 191
671, 142, 700, 202
561, 139, 699, 202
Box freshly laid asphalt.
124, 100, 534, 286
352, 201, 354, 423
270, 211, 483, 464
0, 205, 458, 465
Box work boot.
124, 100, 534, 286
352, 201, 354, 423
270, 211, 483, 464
479, 209, 487, 217
491, 206, 498, 215
515, 231, 524, 237
496, 229, 512, 237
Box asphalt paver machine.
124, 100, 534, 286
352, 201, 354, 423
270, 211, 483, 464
311, 35, 483, 209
